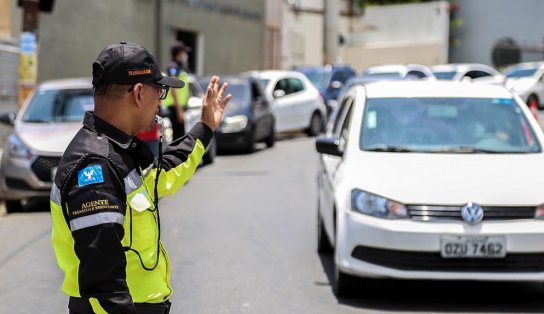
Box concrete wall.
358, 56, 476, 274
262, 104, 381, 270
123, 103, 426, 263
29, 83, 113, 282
10, 0, 266, 82
344, 1, 449, 72
450, 0, 544, 66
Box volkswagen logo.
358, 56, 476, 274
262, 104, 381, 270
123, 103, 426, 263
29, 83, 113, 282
461, 202, 484, 224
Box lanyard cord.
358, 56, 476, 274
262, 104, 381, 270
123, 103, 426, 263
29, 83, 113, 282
124, 120, 164, 271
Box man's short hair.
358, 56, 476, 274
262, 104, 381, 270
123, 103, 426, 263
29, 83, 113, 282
94, 84, 129, 99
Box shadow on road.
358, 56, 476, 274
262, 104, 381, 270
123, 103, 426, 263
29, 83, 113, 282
318, 253, 544, 313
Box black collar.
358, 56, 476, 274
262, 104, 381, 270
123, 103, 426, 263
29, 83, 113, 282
82, 112, 134, 149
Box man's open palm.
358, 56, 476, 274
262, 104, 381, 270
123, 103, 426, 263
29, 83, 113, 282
201, 76, 232, 131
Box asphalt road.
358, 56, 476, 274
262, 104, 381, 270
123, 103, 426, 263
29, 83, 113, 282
1, 136, 544, 313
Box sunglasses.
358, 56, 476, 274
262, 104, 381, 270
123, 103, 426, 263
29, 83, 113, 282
128, 83, 170, 100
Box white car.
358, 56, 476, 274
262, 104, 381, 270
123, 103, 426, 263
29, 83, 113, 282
256, 70, 326, 136
362, 64, 435, 81
316, 80, 544, 297
503, 62, 544, 109
431, 63, 500, 81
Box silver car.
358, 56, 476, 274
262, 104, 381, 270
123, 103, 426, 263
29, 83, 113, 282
0, 78, 93, 213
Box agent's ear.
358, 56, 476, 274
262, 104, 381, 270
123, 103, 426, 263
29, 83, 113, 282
131, 83, 144, 107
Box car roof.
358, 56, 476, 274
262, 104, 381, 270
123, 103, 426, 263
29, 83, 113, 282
505, 61, 544, 70
38, 78, 93, 91
363, 81, 513, 99
363, 64, 430, 74
431, 63, 497, 72
255, 70, 306, 80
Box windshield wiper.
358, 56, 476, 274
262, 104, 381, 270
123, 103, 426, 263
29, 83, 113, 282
365, 145, 416, 152
428, 146, 526, 154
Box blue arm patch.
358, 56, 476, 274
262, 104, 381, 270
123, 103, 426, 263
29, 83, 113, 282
78, 164, 104, 187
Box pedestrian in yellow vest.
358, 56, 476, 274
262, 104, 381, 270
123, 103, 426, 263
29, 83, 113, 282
164, 41, 191, 138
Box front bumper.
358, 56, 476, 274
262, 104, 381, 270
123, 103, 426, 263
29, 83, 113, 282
215, 128, 252, 150
336, 210, 544, 281
0, 153, 59, 200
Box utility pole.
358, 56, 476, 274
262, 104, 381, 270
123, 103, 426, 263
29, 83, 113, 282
323, 0, 339, 65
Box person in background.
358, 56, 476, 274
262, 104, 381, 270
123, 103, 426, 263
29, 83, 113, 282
163, 41, 192, 138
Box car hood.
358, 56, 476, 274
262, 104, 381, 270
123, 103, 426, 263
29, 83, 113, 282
16, 122, 81, 155
343, 152, 544, 206
505, 78, 535, 92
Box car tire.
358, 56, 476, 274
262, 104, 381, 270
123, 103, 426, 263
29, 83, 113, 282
317, 210, 333, 254
5, 200, 22, 213
306, 112, 323, 137
203, 138, 216, 165
528, 94, 541, 110
265, 125, 275, 148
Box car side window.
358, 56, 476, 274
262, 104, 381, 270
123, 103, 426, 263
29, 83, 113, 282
251, 80, 265, 102
274, 79, 289, 93
465, 70, 491, 79
338, 102, 354, 153
288, 78, 304, 94
188, 82, 199, 97
333, 97, 353, 136
407, 70, 427, 79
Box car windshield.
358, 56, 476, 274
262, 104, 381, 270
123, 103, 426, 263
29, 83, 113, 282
505, 68, 538, 78
360, 97, 541, 153
223, 82, 250, 113
433, 71, 457, 80
259, 79, 270, 89
22, 89, 94, 123
297, 69, 330, 89
362, 72, 403, 80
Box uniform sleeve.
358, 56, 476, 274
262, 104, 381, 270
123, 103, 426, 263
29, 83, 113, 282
146, 122, 213, 198
65, 156, 137, 313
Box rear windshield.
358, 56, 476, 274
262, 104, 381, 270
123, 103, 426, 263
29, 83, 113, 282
433, 71, 457, 80
22, 89, 94, 123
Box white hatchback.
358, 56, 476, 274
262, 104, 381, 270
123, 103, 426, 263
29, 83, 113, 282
256, 70, 326, 136
316, 81, 544, 297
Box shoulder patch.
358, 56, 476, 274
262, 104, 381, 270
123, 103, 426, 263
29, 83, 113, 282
168, 67, 178, 76
78, 164, 104, 187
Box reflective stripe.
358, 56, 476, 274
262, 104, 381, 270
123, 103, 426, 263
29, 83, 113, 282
89, 298, 107, 314
70, 212, 124, 232
124, 168, 142, 195
50, 183, 61, 205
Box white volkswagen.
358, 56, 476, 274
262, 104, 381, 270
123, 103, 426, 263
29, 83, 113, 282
316, 81, 544, 297
256, 70, 326, 136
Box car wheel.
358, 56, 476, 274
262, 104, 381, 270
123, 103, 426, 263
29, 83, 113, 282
317, 210, 333, 254
265, 125, 275, 148
528, 94, 541, 110
203, 138, 216, 165
5, 200, 22, 213
306, 112, 323, 137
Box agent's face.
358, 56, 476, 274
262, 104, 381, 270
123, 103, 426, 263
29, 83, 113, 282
142, 84, 164, 130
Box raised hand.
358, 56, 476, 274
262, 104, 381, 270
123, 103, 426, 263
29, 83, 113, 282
201, 76, 232, 131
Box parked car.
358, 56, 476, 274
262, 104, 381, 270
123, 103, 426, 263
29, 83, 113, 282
431, 63, 500, 81
503, 62, 544, 109
180, 74, 217, 164
293, 64, 356, 116
199, 75, 275, 153
316, 80, 544, 297
0, 78, 171, 213
254, 70, 326, 136
362, 64, 435, 81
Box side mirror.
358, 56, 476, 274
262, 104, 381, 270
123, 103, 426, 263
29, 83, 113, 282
329, 81, 343, 89
273, 89, 286, 98
187, 97, 202, 110
0, 112, 16, 126
315, 136, 343, 157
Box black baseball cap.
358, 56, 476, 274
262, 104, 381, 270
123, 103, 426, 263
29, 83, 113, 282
92, 41, 184, 88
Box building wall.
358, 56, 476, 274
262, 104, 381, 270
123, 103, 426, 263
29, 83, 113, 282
449, 0, 544, 67
0, 0, 12, 39
10, 0, 266, 81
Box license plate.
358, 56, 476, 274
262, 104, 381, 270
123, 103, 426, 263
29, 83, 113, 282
440, 235, 506, 258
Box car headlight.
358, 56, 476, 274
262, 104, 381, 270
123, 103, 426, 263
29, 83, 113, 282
6, 133, 33, 159
220, 115, 248, 133
351, 189, 408, 219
